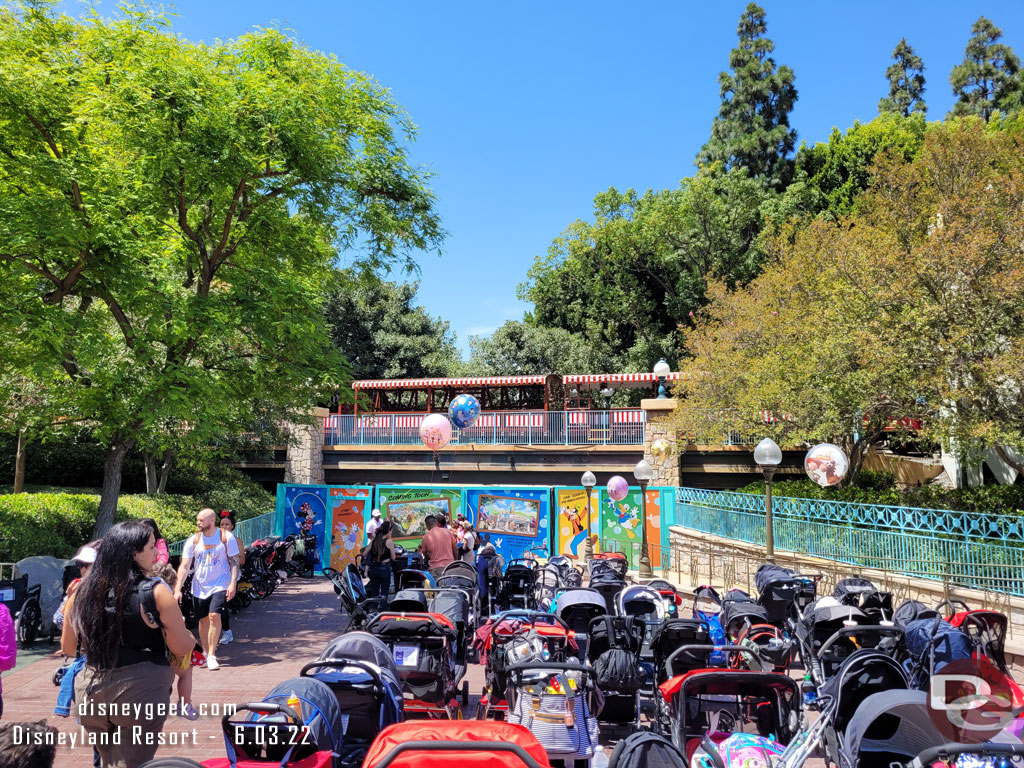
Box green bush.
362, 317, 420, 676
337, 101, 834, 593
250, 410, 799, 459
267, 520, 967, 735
0, 476, 274, 562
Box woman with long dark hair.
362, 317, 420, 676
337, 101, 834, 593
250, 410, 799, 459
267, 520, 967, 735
62, 521, 195, 768
362, 520, 395, 599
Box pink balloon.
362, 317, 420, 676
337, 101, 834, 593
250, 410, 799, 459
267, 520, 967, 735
419, 413, 451, 451
606, 475, 629, 501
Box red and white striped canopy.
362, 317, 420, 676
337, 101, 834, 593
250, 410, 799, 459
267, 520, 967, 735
353, 375, 548, 390
563, 372, 685, 388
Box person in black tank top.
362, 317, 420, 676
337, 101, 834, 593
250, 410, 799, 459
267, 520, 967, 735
362, 520, 395, 600
62, 522, 197, 768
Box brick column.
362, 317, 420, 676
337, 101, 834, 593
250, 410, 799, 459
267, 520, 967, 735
284, 407, 328, 485
642, 398, 680, 487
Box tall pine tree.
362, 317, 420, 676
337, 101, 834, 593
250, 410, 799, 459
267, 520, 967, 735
696, 3, 797, 191
878, 38, 926, 117
950, 17, 1020, 120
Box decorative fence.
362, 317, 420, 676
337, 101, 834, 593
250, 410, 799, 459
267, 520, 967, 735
168, 511, 276, 557
322, 409, 646, 446
675, 487, 1024, 597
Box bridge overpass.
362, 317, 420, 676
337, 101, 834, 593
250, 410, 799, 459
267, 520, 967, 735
235, 405, 809, 490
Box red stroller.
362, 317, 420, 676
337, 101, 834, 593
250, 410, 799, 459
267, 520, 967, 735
363, 721, 552, 768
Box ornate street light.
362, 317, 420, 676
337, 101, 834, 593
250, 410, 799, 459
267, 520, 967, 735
600, 384, 614, 410
634, 459, 654, 578
581, 471, 597, 560
754, 437, 783, 563
653, 358, 671, 399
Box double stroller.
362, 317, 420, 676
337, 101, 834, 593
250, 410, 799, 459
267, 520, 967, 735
550, 588, 608, 660
367, 610, 466, 719
586, 615, 646, 723
720, 589, 793, 673
500, 558, 538, 611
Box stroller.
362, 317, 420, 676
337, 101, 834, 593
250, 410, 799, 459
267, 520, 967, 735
389, 587, 474, 674
796, 598, 875, 682
833, 577, 894, 624
476, 543, 504, 616
300, 632, 404, 767
436, 562, 480, 621
617, 585, 668, 663
323, 565, 378, 629
500, 559, 538, 611
658, 666, 800, 762
396, 569, 436, 592
754, 563, 804, 629
534, 563, 564, 611
939, 599, 1013, 675
650, 619, 712, 733
367, 611, 465, 718
204, 677, 343, 768
587, 615, 646, 723
693, 586, 729, 666
361, 720, 553, 768
902, 615, 977, 691
719, 591, 769, 643
590, 552, 629, 578
506, 661, 600, 765
646, 579, 683, 619
893, 599, 941, 627
547, 555, 584, 589
588, 559, 626, 614
474, 611, 574, 720
551, 588, 608, 660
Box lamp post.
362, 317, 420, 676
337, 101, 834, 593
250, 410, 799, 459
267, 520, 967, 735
600, 385, 613, 410
653, 358, 670, 399
582, 471, 596, 560
753, 437, 783, 563
634, 459, 654, 578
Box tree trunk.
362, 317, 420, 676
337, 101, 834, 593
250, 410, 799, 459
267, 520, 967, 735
13, 427, 28, 493
94, 441, 131, 538
157, 450, 174, 494
143, 452, 158, 494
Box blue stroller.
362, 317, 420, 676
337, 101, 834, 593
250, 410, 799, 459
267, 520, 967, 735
693, 585, 727, 666
301, 632, 404, 767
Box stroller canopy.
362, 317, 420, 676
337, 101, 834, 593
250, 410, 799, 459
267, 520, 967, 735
553, 589, 607, 615
754, 564, 797, 593
391, 589, 430, 613
721, 597, 769, 630
616, 585, 666, 620
819, 649, 909, 736
258, 676, 344, 754
319, 631, 402, 681
363, 720, 552, 768
893, 600, 940, 627
843, 690, 946, 767
903, 617, 973, 673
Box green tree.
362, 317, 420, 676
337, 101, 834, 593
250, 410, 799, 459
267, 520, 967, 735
696, 3, 798, 190
519, 170, 767, 369
879, 38, 927, 117
0, 3, 442, 535
950, 17, 1020, 120
323, 270, 461, 381
464, 321, 617, 376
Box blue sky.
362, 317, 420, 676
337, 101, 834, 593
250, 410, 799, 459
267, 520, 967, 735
78, 1, 1024, 353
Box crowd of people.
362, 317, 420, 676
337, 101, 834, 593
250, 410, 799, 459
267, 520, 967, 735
0, 507, 245, 768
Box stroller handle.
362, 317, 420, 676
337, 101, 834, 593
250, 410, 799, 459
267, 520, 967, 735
665, 644, 757, 674
300, 657, 385, 689
507, 661, 595, 682
910, 742, 1024, 767
493, 611, 570, 633
221, 701, 303, 733
367, 611, 455, 638
816, 625, 904, 658
935, 598, 970, 617
372, 740, 545, 768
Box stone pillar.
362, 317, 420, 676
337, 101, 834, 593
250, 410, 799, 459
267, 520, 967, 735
284, 407, 328, 485
642, 398, 680, 487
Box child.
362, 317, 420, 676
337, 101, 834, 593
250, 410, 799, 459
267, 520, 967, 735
153, 562, 201, 720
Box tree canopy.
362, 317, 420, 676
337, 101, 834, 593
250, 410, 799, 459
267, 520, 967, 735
950, 17, 1021, 120
695, 3, 797, 190
0, 2, 442, 533
879, 38, 927, 117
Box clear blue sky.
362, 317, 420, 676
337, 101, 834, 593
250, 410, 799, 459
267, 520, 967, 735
77, 1, 1024, 353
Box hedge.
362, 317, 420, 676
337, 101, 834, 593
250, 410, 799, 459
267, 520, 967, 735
0, 483, 274, 563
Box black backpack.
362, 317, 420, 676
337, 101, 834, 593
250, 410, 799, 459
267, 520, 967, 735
608, 731, 686, 768
593, 648, 644, 695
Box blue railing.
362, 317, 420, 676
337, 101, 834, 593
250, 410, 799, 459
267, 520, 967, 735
675, 487, 1024, 596
322, 409, 647, 446
167, 511, 276, 557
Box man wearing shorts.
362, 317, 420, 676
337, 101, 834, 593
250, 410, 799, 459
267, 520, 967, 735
175, 507, 240, 670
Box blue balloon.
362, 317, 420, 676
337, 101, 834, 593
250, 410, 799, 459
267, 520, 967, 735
448, 394, 481, 429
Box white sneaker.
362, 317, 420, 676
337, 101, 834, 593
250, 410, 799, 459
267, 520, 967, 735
219, 630, 233, 645
182, 702, 199, 721
206, 655, 220, 670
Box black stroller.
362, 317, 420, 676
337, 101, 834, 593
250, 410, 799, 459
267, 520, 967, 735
754, 563, 804, 629
551, 588, 608, 660
797, 598, 875, 681
533, 563, 563, 610
649, 618, 712, 733
301, 632, 405, 767
588, 561, 626, 614
833, 577, 894, 624
720, 590, 769, 643
499, 559, 537, 611
587, 615, 646, 723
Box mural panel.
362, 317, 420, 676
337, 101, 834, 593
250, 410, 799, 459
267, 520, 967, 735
279, 485, 329, 569
555, 488, 600, 561
598, 488, 664, 569
328, 487, 371, 571
465, 487, 550, 564
375, 486, 463, 548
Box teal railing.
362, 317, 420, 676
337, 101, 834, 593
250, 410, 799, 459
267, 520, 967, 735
167, 512, 276, 557
675, 487, 1024, 597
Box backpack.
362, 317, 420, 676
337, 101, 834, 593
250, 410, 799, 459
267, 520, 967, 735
138, 578, 163, 629
594, 648, 644, 695
608, 731, 686, 768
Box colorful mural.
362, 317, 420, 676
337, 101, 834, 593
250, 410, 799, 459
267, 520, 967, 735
279, 485, 329, 570
375, 486, 463, 547
599, 488, 663, 569
465, 487, 550, 564
555, 488, 600, 561
328, 487, 371, 571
